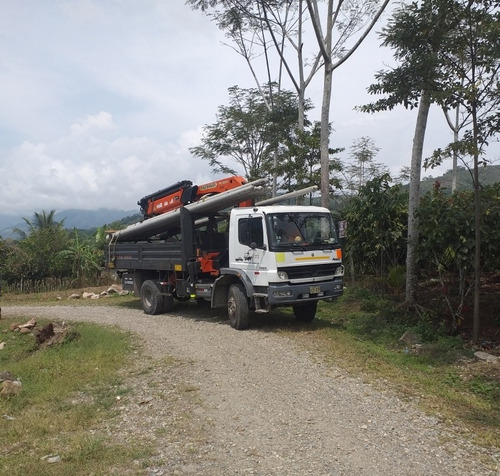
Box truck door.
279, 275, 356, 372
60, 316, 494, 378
230, 214, 268, 287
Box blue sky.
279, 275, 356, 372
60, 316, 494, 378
0, 1, 474, 216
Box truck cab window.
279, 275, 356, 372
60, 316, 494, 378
238, 217, 264, 248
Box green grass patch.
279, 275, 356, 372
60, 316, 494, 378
0, 317, 151, 475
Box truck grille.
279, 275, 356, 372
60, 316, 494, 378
278, 263, 338, 280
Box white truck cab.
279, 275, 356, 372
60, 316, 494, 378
220, 205, 344, 326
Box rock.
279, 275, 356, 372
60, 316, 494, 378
9, 322, 21, 331
0, 342, 4, 350
107, 284, 123, 294
42, 455, 61, 463
19, 327, 32, 334
82, 292, 100, 299
474, 351, 499, 364
18, 318, 36, 330
119, 290, 130, 296
68, 293, 81, 300
1, 379, 22, 397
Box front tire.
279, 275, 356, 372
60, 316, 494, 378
227, 283, 250, 330
293, 301, 317, 322
140, 280, 164, 315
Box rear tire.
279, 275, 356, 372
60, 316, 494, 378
140, 280, 164, 315
293, 301, 317, 322
227, 283, 250, 330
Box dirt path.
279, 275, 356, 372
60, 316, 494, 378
3, 305, 498, 475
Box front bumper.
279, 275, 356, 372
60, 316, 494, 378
266, 277, 343, 305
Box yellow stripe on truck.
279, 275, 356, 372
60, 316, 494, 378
294, 255, 330, 261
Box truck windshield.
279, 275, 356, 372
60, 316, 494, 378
266, 212, 338, 251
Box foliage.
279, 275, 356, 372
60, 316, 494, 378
273, 121, 343, 195
340, 136, 388, 194
190, 84, 303, 181
423, 0, 500, 171
0, 210, 109, 293
342, 174, 408, 276
58, 229, 103, 287
418, 183, 500, 331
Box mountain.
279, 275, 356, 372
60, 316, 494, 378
420, 164, 500, 193
53, 208, 139, 229
0, 208, 138, 239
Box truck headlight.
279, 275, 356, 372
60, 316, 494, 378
277, 271, 288, 280
335, 265, 345, 276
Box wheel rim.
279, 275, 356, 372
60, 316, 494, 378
143, 290, 152, 308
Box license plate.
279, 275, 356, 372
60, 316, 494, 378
310, 285, 321, 294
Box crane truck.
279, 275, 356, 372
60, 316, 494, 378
106, 177, 344, 329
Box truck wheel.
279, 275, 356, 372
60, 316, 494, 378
227, 283, 250, 330
293, 301, 317, 322
140, 280, 164, 315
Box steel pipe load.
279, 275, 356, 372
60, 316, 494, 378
110, 179, 267, 242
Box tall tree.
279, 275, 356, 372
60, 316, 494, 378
305, 0, 390, 207
188, 0, 390, 205
359, 0, 473, 305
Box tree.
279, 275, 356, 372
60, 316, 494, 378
340, 136, 386, 194
274, 121, 343, 198
360, 0, 475, 305
12, 210, 70, 286
305, 0, 390, 206
418, 183, 500, 334
58, 229, 102, 287
190, 84, 303, 181
342, 174, 408, 277
423, 0, 500, 340
188, 0, 390, 204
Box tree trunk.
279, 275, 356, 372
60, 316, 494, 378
472, 105, 481, 342
405, 90, 431, 304
320, 63, 333, 208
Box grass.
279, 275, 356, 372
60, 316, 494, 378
0, 317, 152, 476
279, 286, 500, 451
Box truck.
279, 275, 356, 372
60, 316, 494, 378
106, 177, 344, 329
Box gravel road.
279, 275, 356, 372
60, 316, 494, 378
3, 304, 499, 475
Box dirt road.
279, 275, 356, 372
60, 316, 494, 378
3, 305, 498, 475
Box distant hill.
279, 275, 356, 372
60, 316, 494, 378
420, 164, 500, 193
0, 208, 139, 239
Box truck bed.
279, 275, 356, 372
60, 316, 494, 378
108, 240, 184, 271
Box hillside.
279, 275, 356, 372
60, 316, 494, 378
420, 164, 500, 193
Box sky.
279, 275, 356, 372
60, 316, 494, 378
0, 0, 489, 217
